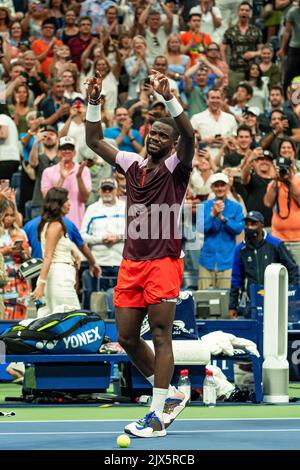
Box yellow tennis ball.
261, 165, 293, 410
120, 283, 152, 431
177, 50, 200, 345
117, 434, 131, 448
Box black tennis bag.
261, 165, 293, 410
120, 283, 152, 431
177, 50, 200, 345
0, 310, 106, 354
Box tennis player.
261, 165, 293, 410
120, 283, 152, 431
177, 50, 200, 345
86, 70, 194, 438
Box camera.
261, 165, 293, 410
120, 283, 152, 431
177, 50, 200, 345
276, 156, 292, 177
198, 142, 207, 151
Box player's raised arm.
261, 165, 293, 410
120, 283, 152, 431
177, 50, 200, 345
150, 69, 194, 168
85, 71, 118, 166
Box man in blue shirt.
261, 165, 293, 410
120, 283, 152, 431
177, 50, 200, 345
104, 107, 143, 153
197, 172, 244, 289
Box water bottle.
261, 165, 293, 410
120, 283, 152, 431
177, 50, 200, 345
203, 368, 217, 407
177, 369, 191, 399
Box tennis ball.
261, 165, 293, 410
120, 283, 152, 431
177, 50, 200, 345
117, 434, 131, 448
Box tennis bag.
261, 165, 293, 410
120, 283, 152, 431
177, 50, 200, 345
0, 310, 106, 354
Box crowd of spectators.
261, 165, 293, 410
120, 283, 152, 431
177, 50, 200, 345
1, 0, 300, 321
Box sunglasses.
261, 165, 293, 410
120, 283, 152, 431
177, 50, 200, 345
101, 186, 114, 192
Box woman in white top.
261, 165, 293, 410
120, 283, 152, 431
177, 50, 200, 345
32, 188, 83, 312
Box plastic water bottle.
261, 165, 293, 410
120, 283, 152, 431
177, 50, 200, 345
177, 369, 191, 399
203, 368, 217, 407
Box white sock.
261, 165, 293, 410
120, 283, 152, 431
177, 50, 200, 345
146, 375, 175, 398
150, 387, 169, 416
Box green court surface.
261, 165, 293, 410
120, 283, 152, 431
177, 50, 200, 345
0, 383, 300, 422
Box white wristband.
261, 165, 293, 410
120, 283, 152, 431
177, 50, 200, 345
37, 279, 46, 285
86, 103, 101, 122
165, 96, 183, 118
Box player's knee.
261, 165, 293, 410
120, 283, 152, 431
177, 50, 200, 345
151, 328, 172, 349
118, 334, 139, 353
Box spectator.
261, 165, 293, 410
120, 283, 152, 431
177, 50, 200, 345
190, 0, 222, 43
258, 85, 299, 133
30, 125, 59, 218
204, 42, 229, 89
278, 1, 300, 94
139, 5, 173, 63
41, 136, 91, 228
221, 2, 263, 95
49, 44, 73, 78
241, 147, 276, 227
124, 35, 151, 101
0, 198, 31, 320
4, 61, 29, 102
93, 57, 120, 121
165, 34, 191, 83
229, 82, 253, 121
152, 55, 179, 102
184, 66, 210, 118
264, 137, 300, 264
0, 113, 20, 182
222, 124, 253, 168
59, 97, 86, 160
80, 177, 125, 295
259, 43, 281, 88
48, 0, 65, 31
191, 88, 237, 159
19, 111, 44, 213
21, 0, 50, 41
22, 50, 49, 97
32, 187, 100, 312
261, 109, 292, 155
62, 68, 84, 102
56, 7, 79, 45
229, 210, 299, 318
245, 63, 269, 113
242, 106, 264, 145
197, 172, 244, 289
39, 78, 70, 130
216, 0, 245, 41
104, 107, 143, 153
68, 16, 93, 71
188, 147, 215, 201
31, 18, 63, 78
180, 13, 212, 66
8, 83, 34, 134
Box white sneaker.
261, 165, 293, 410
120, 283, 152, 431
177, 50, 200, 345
124, 411, 166, 438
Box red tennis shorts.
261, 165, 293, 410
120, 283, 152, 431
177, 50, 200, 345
114, 257, 184, 308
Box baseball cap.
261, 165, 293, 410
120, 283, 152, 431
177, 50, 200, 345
58, 136, 75, 148
210, 172, 229, 185
245, 106, 260, 117
40, 125, 58, 134
71, 96, 86, 106
244, 211, 264, 225
100, 177, 117, 190
150, 100, 166, 110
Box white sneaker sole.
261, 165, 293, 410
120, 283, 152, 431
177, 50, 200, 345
124, 427, 166, 438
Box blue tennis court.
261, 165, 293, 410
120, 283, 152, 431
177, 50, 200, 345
0, 418, 300, 450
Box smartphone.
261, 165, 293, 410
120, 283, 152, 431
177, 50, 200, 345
143, 77, 151, 86
215, 134, 221, 138
36, 111, 44, 118
14, 240, 23, 248
198, 143, 207, 151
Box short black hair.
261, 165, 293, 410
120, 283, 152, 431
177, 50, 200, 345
237, 124, 252, 136
239, 1, 252, 9
270, 85, 284, 95
236, 82, 253, 97
188, 13, 202, 21
42, 18, 56, 28
154, 117, 180, 140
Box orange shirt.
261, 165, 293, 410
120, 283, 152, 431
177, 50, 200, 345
31, 39, 63, 78
270, 176, 300, 241
179, 31, 212, 65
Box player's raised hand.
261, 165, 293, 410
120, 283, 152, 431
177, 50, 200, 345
85, 71, 103, 101
150, 69, 172, 100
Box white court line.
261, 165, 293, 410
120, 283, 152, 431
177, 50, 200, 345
1, 417, 300, 424
1, 429, 300, 436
